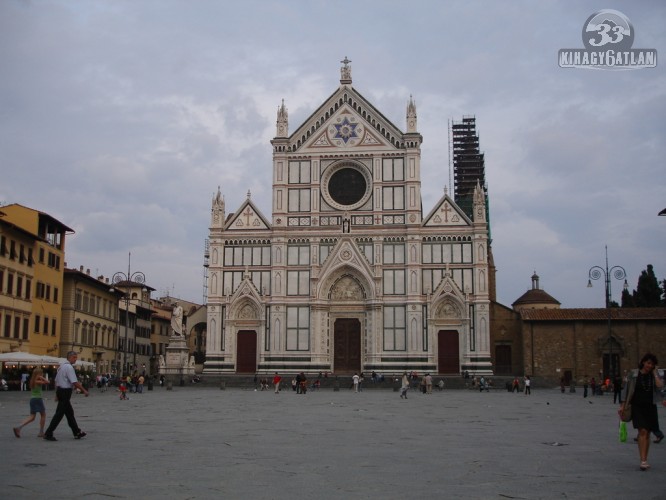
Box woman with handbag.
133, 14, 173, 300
619, 353, 664, 471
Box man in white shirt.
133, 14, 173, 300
43, 351, 89, 441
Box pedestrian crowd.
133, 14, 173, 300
8, 355, 665, 475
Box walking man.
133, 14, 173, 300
613, 375, 623, 404
43, 351, 88, 441
273, 372, 281, 393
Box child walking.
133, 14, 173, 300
13, 368, 49, 438
119, 382, 129, 400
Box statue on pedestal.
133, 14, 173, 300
171, 303, 183, 336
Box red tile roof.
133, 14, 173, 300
520, 308, 666, 321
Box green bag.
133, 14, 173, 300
619, 421, 627, 443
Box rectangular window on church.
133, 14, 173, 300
422, 244, 432, 264
448, 268, 474, 294
383, 270, 405, 295
383, 243, 405, 264
382, 158, 404, 181
252, 247, 262, 264
383, 306, 406, 351
423, 242, 454, 264
287, 270, 310, 295
432, 244, 442, 263
286, 306, 309, 351
288, 189, 310, 212
251, 271, 271, 294
224, 245, 271, 266
422, 269, 445, 294
287, 245, 309, 266
288, 161, 311, 184
223, 271, 243, 294
382, 187, 404, 210
452, 244, 462, 263
233, 247, 243, 264
462, 243, 472, 263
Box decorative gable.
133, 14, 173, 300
314, 236, 377, 300
289, 85, 405, 153
299, 105, 395, 152
225, 198, 271, 231
229, 273, 264, 321
423, 194, 471, 227
430, 265, 467, 321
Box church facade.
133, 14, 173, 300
204, 62, 492, 375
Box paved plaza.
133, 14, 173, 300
1, 385, 664, 499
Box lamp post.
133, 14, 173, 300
587, 245, 627, 382
111, 253, 145, 377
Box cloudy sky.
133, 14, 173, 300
1, 1, 664, 307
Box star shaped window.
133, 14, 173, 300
333, 118, 358, 143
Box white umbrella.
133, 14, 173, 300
0, 352, 56, 365
0, 352, 95, 369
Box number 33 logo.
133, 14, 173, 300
582, 10, 634, 52
588, 23, 625, 47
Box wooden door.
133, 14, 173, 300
438, 330, 459, 374
236, 330, 257, 373
334, 319, 361, 373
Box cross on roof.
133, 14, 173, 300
440, 204, 452, 222
242, 206, 253, 227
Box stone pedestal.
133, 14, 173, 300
160, 336, 194, 385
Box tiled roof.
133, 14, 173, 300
512, 289, 560, 306
520, 308, 666, 321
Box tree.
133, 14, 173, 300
626, 264, 663, 308
621, 288, 635, 307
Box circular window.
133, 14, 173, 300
321, 162, 372, 211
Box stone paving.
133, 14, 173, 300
1, 385, 664, 499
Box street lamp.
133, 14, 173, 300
111, 253, 145, 377
587, 245, 628, 383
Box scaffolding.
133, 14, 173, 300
451, 116, 487, 221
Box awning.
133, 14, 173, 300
0, 352, 96, 369
0, 352, 60, 365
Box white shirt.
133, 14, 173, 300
55, 361, 78, 389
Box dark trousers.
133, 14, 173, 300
613, 390, 622, 404
45, 388, 81, 437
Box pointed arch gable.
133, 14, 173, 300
328, 273, 367, 301
228, 277, 264, 321
433, 297, 464, 320
431, 270, 467, 322
315, 237, 377, 300
229, 297, 262, 322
